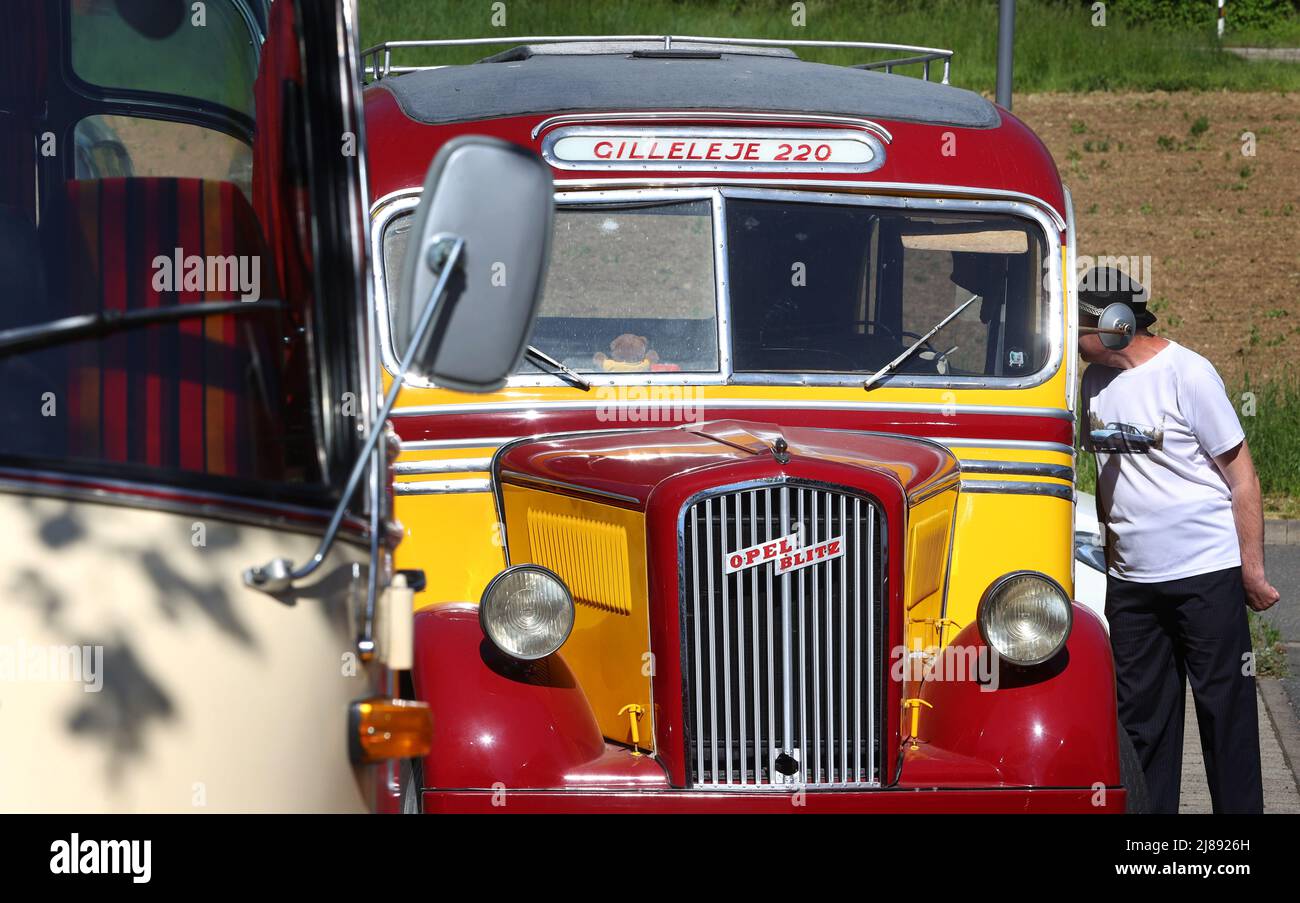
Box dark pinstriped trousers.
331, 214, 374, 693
1106, 566, 1264, 814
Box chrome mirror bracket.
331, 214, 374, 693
244, 557, 297, 594
242, 236, 466, 594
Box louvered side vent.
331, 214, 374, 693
526, 509, 633, 616
905, 509, 950, 609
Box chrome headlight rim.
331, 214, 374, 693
479, 564, 575, 661
977, 570, 1073, 667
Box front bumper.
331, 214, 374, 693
422, 786, 1125, 813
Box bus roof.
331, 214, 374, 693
376, 47, 1000, 130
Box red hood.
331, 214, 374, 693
496, 419, 957, 510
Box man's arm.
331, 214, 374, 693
1212, 440, 1280, 612
1094, 484, 1111, 572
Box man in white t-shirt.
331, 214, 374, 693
1079, 266, 1279, 814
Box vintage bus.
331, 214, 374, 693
0, 0, 552, 812
362, 36, 1144, 812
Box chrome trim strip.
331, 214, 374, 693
959, 460, 1074, 481
764, 487, 776, 782
393, 457, 491, 475
712, 190, 733, 377
720, 493, 733, 784
937, 495, 960, 642
498, 469, 641, 505
393, 478, 492, 496
779, 486, 795, 783
553, 178, 1067, 230
959, 479, 1074, 501
0, 470, 363, 540
392, 398, 1075, 420
925, 437, 1075, 456
399, 437, 515, 451
865, 500, 875, 783
401, 430, 1076, 460
1064, 185, 1080, 412
705, 496, 719, 780
531, 111, 895, 144
691, 503, 705, 782
540, 125, 887, 175
906, 473, 960, 506
746, 489, 761, 783
363, 35, 953, 85
839, 493, 849, 782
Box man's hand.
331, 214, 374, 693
1244, 570, 1281, 612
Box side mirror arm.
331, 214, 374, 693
242, 236, 466, 594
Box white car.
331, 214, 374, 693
1074, 490, 1108, 628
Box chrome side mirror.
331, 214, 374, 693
245, 137, 554, 594
1079, 301, 1136, 350
393, 135, 554, 392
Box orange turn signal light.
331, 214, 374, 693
349, 697, 433, 764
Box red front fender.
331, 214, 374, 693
411, 604, 629, 789
910, 604, 1121, 789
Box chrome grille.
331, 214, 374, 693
681, 483, 885, 788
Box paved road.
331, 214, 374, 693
1259, 544, 1300, 720
1179, 544, 1300, 813
1180, 688, 1300, 813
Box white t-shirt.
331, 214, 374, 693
1082, 341, 1244, 583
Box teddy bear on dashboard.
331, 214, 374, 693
594, 333, 660, 372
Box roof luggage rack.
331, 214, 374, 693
360, 35, 954, 85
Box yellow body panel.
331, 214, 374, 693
499, 485, 655, 751
942, 491, 1074, 643
396, 491, 505, 606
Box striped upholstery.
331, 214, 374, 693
61, 177, 279, 478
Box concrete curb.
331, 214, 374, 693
1226, 47, 1300, 62
1259, 679, 1300, 797
1265, 519, 1300, 546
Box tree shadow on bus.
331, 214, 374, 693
264, 562, 362, 637
65, 633, 176, 785
136, 548, 257, 650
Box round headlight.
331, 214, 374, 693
479, 565, 574, 660
977, 571, 1072, 666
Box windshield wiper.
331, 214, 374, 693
0, 300, 284, 357
525, 345, 591, 391
863, 294, 980, 390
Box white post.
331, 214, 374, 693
1218, 0, 1226, 39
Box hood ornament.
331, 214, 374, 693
771, 436, 791, 465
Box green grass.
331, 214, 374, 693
358, 0, 1300, 93
1239, 377, 1300, 505
1076, 376, 1300, 515
1250, 612, 1289, 678
1226, 18, 1300, 48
